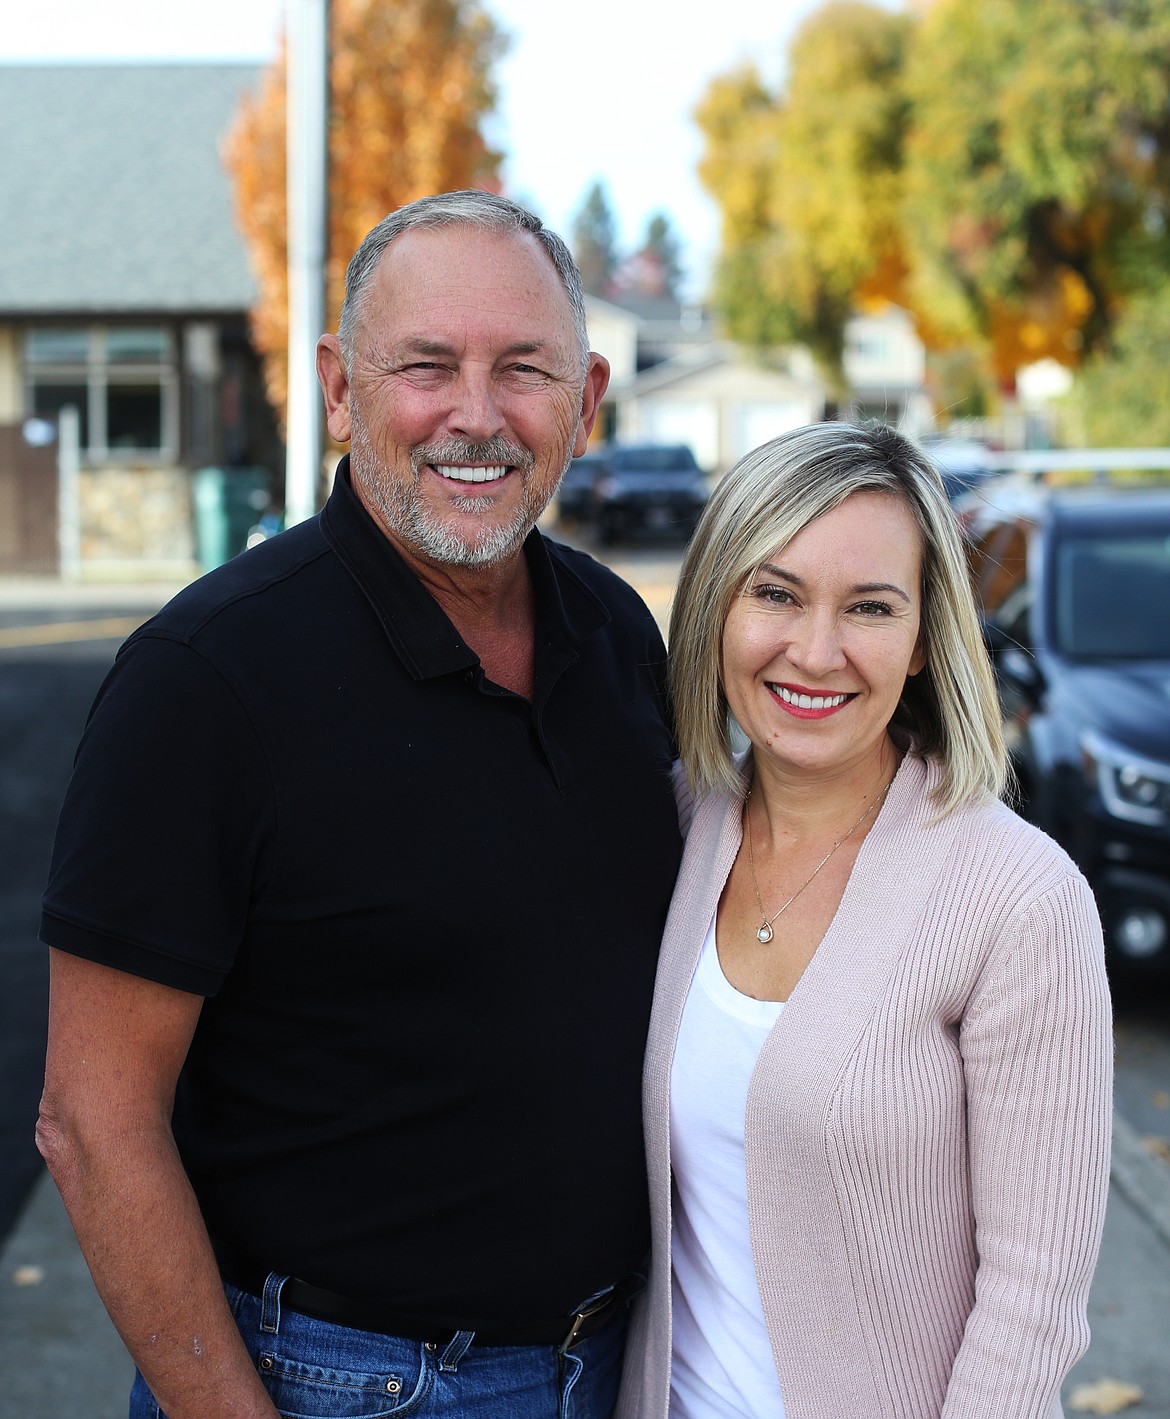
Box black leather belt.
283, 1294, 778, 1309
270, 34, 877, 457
220, 1264, 638, 1353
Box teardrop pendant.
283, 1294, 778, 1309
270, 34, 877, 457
756, 922, 774, 944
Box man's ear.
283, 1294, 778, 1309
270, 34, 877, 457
572, 353, 611, 458
317, 335, 353, 444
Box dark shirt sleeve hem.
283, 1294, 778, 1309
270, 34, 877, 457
39, 909, 223, 996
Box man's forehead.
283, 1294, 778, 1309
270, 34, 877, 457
374, 224, 558, 289
360, 226, 576, 349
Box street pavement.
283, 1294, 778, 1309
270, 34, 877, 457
1, 571, 1169, 1417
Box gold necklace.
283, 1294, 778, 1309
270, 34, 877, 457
744, 781, 891, 945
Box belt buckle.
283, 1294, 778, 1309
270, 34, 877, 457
555, 1290, 614, 1355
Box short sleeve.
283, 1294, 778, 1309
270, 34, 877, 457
40, 633, 277, 995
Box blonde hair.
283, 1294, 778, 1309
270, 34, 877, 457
669, 421, 1007, 816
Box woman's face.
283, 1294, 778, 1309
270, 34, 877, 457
721, 489, 927, 786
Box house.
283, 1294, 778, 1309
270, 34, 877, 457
605, 304, 929, 475
602, 294, 717, 373
842, 305, 930, 432
609, 342, 827, 473
0, 63, 279, 576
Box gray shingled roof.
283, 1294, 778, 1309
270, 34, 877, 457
0, 63, 264, 314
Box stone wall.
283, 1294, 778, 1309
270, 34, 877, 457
78, 463, 198, 578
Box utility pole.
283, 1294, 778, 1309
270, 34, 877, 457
284, 0, 329, 526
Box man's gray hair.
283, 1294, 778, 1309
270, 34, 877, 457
337, 190, 589, 376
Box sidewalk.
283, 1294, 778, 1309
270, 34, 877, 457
0, 575, 192, 611
1, 1113, 1167, 1419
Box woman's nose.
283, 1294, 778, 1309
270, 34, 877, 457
785, 610, 847, 676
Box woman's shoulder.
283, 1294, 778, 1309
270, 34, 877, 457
920, 758, 1090, 907
894, 760, 1104, 983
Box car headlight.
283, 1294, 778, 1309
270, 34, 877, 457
1081, 730, 1170, 826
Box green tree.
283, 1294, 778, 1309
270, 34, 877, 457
697, 2, 912, 374
1069, 283, 1170, 446
696, 0, 1170, 398
644, 213, 684, 296
571, 181, 619, 296
901, 0, 1170, 386
695, 64, 795, 346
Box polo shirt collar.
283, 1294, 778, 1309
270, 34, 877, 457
320, 456, 611, 681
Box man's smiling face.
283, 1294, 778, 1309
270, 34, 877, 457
324, 225, 603, 569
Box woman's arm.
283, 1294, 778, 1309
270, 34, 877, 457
944, 873, 1113, 1418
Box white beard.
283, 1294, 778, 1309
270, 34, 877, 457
349, 415, 565, 568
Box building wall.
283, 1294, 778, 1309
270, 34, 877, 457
584, 299, 639, 384
1, 316, 280, 578
617, 358, 825, 473
843, 307, 926, 398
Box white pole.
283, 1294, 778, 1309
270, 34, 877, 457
284, 0, 329, 526
57, 405, 82, 581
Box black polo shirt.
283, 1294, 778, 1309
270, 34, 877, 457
42, 459, 682, 1330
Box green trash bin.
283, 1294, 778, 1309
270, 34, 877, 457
192, 467, 273, 571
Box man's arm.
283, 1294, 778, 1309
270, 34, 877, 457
36, 949, 280, 1419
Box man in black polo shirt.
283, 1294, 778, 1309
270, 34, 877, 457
37, 191, 682, 1419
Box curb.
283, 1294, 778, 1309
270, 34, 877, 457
0, 579, 190, 611
1111, 1110, 1170, 1251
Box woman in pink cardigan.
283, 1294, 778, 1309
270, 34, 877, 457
617, 421, 1113, 1419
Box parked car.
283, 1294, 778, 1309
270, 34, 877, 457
969, 488, 1170, 977
589, 443, 709, 545
555, 448, 609, 527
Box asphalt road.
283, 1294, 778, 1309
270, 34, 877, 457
0, 606, 157, 1239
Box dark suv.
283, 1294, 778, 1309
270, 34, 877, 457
970, 488, 1170, 976
555, 449, 609, 527
589, 443, 709, 545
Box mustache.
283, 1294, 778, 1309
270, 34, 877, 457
410, 437, 535, 475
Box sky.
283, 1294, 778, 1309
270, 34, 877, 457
2, 0, 829, 297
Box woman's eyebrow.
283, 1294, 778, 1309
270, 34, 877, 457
755, 564, 911, 604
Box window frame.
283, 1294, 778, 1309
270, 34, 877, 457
23, 323, 180, 463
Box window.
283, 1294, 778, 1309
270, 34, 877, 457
847, 334, 891, 361
25, 325, 176, 459
1055, 532, 1170, 659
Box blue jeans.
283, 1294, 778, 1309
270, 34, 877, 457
129, 1273, 628, 1418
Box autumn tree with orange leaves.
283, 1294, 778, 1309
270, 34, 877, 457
225, 0, 503, 425
697, 0, 1170, 406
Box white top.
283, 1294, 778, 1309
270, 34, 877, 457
669, 916, 787, 1418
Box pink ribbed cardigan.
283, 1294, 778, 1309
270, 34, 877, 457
617, 751, 1113, 1419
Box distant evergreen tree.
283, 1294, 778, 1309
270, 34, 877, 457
571, 181, 619, 296
643, 213, 684, 297
613, 212, 685, 299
